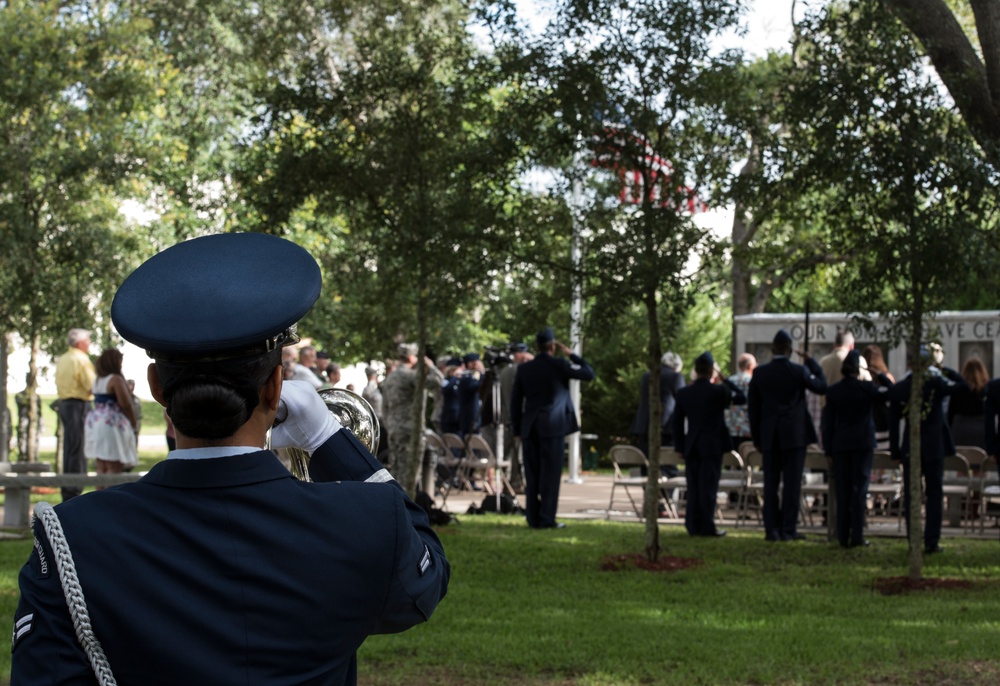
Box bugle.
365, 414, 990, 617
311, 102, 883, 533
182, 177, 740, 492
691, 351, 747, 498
272, 387, 381, 482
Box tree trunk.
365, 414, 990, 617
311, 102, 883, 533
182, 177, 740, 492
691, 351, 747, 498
644, 290, 663, 563
882, 0, 1000, 167
0, 334, 9, 463
906, 322, 924, 581
730, 212, 752, 366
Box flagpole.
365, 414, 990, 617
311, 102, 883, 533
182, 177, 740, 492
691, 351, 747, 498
567, 140, 584, 485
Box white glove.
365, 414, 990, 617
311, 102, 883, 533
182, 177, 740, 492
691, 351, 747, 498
270, 380, 342, 453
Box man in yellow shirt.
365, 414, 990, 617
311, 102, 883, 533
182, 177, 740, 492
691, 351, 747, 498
54, 328, 96, 501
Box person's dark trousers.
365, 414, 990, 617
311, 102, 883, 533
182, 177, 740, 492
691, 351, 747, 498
901, 453, 944, 550
684, 448, 721, 536
522, 429, 565, 528
58, 398, 89, 502
833, 449, 873, 546
762, 445, 807, 540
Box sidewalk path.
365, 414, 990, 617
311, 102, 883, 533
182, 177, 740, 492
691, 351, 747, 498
5, 458, 990, 541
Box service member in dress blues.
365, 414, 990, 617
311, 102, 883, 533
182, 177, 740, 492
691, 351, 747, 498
821, 350, 893, 548
457, 352, 484, 436
887, 347, 967, 554
748, 329, 828, 542
672, 351, 746, 537
985, 376, 1000, 460
11, 233, 449, 686
510, 327, 595, 529
439, 357, 463, 435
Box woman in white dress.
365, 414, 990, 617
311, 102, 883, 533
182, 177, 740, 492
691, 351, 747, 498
84, 348, 138, 478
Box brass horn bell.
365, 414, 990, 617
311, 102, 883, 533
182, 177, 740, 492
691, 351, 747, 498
273, 388, 381, 482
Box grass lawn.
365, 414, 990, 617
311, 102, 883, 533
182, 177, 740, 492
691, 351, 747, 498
2, 515, 997, 685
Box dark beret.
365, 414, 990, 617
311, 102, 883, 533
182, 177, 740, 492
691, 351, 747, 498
773, 329, 793, 346
536, 327, 555, 345
316, 351, 331, 360
695, 351, 714, 368
511, 342, 528, 353
111, 233, 321, 360
463, 352, 480, 363
446, 357, 462, 367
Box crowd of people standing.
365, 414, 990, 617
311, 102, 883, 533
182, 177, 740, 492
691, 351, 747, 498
360, 328, 594, 530
628, 326, 997, 552
42, 317, 996, 549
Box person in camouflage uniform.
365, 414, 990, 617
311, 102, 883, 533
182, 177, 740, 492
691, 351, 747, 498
381, 343, 444, 491
15, 375, 43, 459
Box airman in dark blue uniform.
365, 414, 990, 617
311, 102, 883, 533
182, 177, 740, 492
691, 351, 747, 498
510, 327, 595, 529
673, 351, 746, 537
748, 329, 827, 542
439, 357, 463, 435
11, 233, 449, 685
984, 376, 1000, 459
887, 348, 966, 554
822, 350, 892, 547
457, 352, 483, 436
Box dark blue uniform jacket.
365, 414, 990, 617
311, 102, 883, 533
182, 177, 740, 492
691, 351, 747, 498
457, 372, 482, 435
821, 375, 892, 455
440, 376, 461, 432
983, 378, 1000, 456
748, 356, 827, 451
12, 430, 449, 685
673, 378, 746, 459
887, 369, 966, 462
510, 353, 595, 439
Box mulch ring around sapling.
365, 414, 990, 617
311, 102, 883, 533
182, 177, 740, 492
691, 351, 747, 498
872, 576, 973, 595
600, 553, 703, 572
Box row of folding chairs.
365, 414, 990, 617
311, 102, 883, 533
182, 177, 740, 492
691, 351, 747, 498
610, 440, 984, 534
424, 430, 516, 507
736, 442, 999, 536
607, 445, 746, 523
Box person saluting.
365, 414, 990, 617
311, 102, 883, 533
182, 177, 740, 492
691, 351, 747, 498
12, 233, 449, 685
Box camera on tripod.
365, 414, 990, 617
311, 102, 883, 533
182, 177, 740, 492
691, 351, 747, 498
483, 344, 513, 370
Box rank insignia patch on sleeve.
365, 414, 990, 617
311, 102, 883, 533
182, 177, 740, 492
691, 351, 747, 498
12, 612, 34, 652
418, 545, 432, 576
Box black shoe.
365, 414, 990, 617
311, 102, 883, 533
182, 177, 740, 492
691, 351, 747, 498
925, 545, 944, 554
711, 530, 728, 538
784, 533, 807, 542
765, 533, 781, 542
550, 522, 567, 529
850, 540, 871, 548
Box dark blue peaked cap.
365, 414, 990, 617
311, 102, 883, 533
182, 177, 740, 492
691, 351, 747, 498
111, 233, 321, 360
695, 351, 714, 368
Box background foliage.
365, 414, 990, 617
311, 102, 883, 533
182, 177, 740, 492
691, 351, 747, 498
1, 0, 998, 467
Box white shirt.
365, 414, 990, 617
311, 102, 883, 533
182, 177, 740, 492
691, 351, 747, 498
291, 363, 323, 389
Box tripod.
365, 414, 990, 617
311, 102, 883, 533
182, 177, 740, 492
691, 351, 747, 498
481, 368, 522, 513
